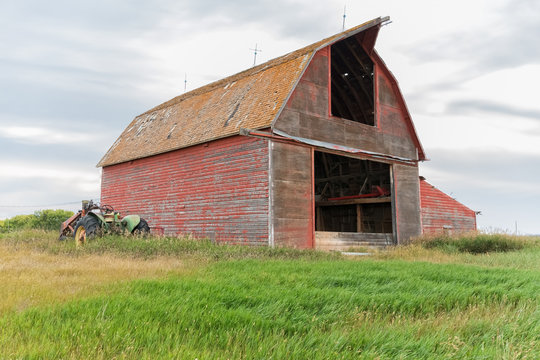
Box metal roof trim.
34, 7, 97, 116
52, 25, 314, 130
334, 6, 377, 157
313, 16, 389, 52
98, 125, 272, 168
260, 129, 418, 166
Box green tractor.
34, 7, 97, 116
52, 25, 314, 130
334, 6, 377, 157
59, 200, 150, 246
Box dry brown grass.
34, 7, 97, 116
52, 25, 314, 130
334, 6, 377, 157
374, 243, 459, 263
371, 232, 540, 270
0, 244, 194, 314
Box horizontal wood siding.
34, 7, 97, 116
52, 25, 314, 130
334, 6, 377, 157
101, 135, 269, 245
420, 179, 476, 234
270, 141, 313, 248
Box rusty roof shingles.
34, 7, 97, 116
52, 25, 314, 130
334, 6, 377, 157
97, 17, 387, 167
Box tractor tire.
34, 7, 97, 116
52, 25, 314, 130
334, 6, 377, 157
73, 215, 101, 246
132, 218, 150, 236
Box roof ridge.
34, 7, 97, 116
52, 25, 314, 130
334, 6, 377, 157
98, 17, 390, 167
140, 50, 312, 116
139, 17, 387, 117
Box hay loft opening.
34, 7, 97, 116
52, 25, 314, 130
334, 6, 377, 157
330, 35, 375, 126
314, 151, 392, 233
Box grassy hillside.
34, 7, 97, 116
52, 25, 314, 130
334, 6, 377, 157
1, 230, 539, 359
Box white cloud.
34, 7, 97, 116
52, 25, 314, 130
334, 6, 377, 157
0, 160, 100, 193
421, 165, 540, 196
459, 64, 540, 109
415, 114, 540, 157
0, 125, 100, 145
0, 159, 101, 218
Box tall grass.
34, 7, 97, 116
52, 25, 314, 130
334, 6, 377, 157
0, 230, 336, 315
417, 232, 534, 254
1, 230, 539, 358
377, 232, 540, 270
1, 259, 538, 358
0, 239, 191, 314
0, 229, 338, 261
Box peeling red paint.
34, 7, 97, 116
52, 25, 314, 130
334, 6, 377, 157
101, 135, 269, 244
419, 179, 476, 234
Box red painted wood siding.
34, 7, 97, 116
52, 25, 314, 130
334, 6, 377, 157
419, 179, 476, 234
377, 71, 410, 139
101, 135, 269, 245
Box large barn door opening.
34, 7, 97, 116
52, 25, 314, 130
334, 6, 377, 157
313, 151, 394, 250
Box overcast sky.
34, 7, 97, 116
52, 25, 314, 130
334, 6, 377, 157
1, 0, 539, 234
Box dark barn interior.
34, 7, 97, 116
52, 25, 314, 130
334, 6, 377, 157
314, 151, 392, 234
331, 36, 375, 126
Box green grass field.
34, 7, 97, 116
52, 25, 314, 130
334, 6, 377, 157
1, 231, 538, 359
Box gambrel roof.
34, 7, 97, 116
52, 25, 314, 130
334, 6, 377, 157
98, 17, 424, 167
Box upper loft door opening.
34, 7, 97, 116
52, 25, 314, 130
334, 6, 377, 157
330, 36, 375, 126
314, 151, 392, 234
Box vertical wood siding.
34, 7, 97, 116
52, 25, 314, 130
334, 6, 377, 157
101, 135, 269, 245
419, 179, 476, 234
274, 46, 419, 161
270, 141, 313, 248
272, 43, 423, 246
392, 164, 422, 244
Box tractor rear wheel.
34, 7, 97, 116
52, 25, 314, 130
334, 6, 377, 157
132, 218, 150, 235
73, 215, 100, 246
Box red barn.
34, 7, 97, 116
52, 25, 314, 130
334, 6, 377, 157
419, 177, 477, 234
98, 17, 475, 249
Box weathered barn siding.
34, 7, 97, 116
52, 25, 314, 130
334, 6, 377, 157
272, 43, 422, 244
101, 135, 269, 244
392, 165, 422, 243
419, 179, 476, 234
97, 18, 437, 249
378, 72, 411, 139
270, 141, 313, 248
274, 48, 418, 161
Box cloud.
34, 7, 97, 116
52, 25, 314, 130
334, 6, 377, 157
420, 147, 540, 233
0, 1, 167, 35
0, 160, 99, 184
399, 0, 540, 85
0, 176, 99, 219
446, 99, 540, 121
0, 125, 102, 145
421, 148, 540, 195
0, 160, 100, 218
175, 0, 339, 39
0, 73, 154, 133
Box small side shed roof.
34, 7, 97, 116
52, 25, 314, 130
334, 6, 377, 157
419, 177, 476, 214
98, 17, 397, 167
